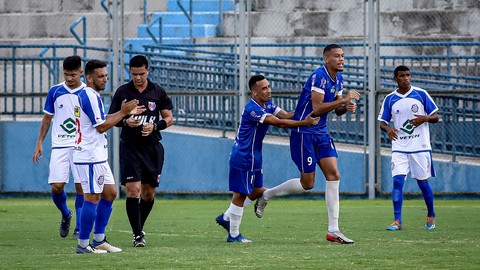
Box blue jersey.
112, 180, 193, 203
292, 66, 344, 134
378, 86, 438, 153
229, 98, 281, 171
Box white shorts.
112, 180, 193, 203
73, 162, 115, 194
48, 147, 80, 184
391, 151, 435, 180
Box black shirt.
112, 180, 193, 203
108, 80, 173, 144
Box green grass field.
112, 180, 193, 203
0, 198, 478, 269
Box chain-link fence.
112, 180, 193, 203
1, 0, 479, 195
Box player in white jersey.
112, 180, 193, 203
32, 56, 85, 239
378, 65, 439, 231
73, 60, 144, 254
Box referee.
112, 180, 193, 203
108, 55, 174, 247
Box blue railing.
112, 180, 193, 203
1, 42, 479, 158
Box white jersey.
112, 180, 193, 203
378, 86, 438, 153
43, 82, 85, 148
73, 87, 108, 163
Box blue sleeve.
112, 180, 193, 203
44, 88, 56, 114
378, 95, 392, 122
423, 92, 439, 115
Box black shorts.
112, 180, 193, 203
120, 140, 165, 187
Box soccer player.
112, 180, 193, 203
74, 60, 144, 254
215, 74, 319, 243
32, 55, 85, 239
108, 55, 174, 247
378, 65, 439, 231
254, 44, 359, 244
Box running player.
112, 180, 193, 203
254, 44, 359, 244
215, 75, 319, 242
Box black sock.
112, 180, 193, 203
140, 198, 155, 231
126, 197, 142, 237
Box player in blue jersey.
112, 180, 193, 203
215, 75, 319, 243
254, 44, 360, 244
73, 60, 144, 254
33, 55, 85, 239
378, 65, 439, 231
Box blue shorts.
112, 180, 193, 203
290, 131, 338, 173
229, 167, 264, 195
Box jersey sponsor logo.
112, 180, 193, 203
400, 119, 415, 135
411, 104, 419, 113
249, 111, 261, 119
60, 118, 77, 134
148, 101, 156, 111
320, 78, 327, 89
132, 115, 157, 125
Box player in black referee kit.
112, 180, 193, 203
108, 55, 174, 247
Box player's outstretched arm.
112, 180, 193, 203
96, 99, 145, 133
263, 113, 319, 128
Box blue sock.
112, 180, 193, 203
51, 191, 70, 218
417, 180, 435, 217
392, 175, 405, 223
75, 194, 84, 231
94, 198, 113, 235
79, 201, 97, 241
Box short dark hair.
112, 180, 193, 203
394, 65, 410, 77
248, 74, 266, 91
63, 55, 82, 71
323, 44, 342, 56
130, 55, 149, 69
85, 60, 107, 75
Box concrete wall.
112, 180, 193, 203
1, 121, 479, 196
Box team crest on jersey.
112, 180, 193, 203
411, 104, 419, 113
148, 101, 156, 111
74, 106, 81, 117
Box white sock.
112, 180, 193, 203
243, 197, 253, 208
78, 239, 89, 248
225, 203, 244, 238
326, 180, 340, 232
263, 178, 304, 200
93, 233, 105, 243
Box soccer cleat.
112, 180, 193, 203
215, 213, 230, 232
254, 196, 268, 218
92, 238, 122, 253
72, 230, 80, 240
326, 231, 355, 244
60, 210, 73, 238
386, 220, 402, 231
227, 233, 252, 243
76, 245, 108, 254
424, 216, 436, 230
133, 231, 146, 247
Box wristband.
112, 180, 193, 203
157, 120, 167, 130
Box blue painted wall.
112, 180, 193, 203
1, 121, 479, 195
